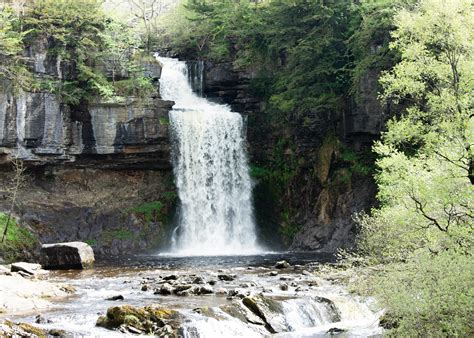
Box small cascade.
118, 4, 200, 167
158, 57, 260, 256
186, 60, 205, 97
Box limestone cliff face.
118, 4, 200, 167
0, 38, 176, 256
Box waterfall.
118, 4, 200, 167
158, 57, 260, 256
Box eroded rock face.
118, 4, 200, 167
0, 37, 176, 257
40, 242, 95, 269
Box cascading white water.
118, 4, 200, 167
158, 57, 260, 255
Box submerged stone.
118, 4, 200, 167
275, 261, 291, 269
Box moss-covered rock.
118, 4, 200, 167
0, 320, 64, 337
96, 304, 182, 335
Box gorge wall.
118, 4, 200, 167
198, 60, 388, 252
0, 38, 176, 256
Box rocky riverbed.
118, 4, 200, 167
0, 253, 383, 337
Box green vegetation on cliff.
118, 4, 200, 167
0, 0, 155, 103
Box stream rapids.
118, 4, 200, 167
10, 253, 382, 337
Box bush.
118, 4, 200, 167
356, 251, 474, 336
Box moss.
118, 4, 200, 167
128, 201, 164, 224
3, 321, 47, 337
316, 132, 338, 184
0, 213, 37, 262
84, 239, 97, 246
101, 229, 135, 242
97, 305, 181, 332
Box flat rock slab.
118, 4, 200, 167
40, 242, 94, 270
0, 274, 69, 315
11, 262, 48, 276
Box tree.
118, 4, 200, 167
353, 1, 474, 334
1, 157, 26, 243
359, 0, 474, 261
126, 0, 166, 51
0, 4, 30, 89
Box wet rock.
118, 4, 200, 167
0, 265, 11, 276
60, 285, 76, 293
163, 274, 178, 281
35, 315, 52, 324
215, 288, 227, 295
141, 284, 148, 291
193, 307, 226, 320
106, 295, 124, 301
221, 301, 265, 326
227, 289, 239, 297
174, 284, 192, 293
40, 242, 94, 269
194, 285, 214, 295
96, 304, 182, 335
239, 282, 251, 288
327, 327, 347, 335
242, 294, 287, 333
0, 320, 48, 337
49, 328, 67, 336
11, 262, 47, 276
269, 271, 278, 277
279, 283, 289, 291
192, 276, 204, 284
275, 260, 291, 269
176, 289, 192, 297
314, 296, 341, 322
218, 274, 236, 281
156, 324, 174, 336
208, 279, 217, 286
156, 283, 174, 295
295, 286, 308, 292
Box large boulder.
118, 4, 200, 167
40, 242, 94, 269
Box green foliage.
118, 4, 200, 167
0, 212, 37, 262
163, 1, 362, 117
353, 0, 474, 335
129, 201, 165, 224
102, 228, 135, 242
348, 0, 411, 100
278, 210, 301, 242
0, 1, 156, 103
352, 251, 474, 336
24, 0, 112, 104
0, 5, 31, 89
